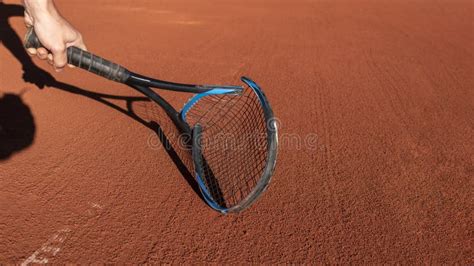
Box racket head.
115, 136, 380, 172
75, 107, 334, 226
181, 77, 278, 213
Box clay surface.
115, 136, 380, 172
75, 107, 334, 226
0, 0, 472, 263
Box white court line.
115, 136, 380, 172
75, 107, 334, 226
89, 202, 103, 209
21, 229, 71, 266
21, 201, 105, 264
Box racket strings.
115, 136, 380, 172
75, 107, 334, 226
186, 85, 269, 208
135, 101, 194, 172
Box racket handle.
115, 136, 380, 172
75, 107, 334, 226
24, 28, 130, 83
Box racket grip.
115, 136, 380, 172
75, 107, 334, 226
67, 47, 130, 83
24, 28, 130, 83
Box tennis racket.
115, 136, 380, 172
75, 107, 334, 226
25, 28, 278, 213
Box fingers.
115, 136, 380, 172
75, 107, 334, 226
26, 48, 55, 68
51, 45, 68, 72
26, 48, 37, 56
47, 54, 54, 65
27, 43, 72, 71
37, 47, 48, 60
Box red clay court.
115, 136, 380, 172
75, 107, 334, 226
1, 0, 473, 263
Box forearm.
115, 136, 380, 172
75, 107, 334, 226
23, 0, 59, 21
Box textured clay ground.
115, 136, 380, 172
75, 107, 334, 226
1, 0, 473, 263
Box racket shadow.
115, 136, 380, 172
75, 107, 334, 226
49, 80, 204, 201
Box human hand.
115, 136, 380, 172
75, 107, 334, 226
23, 0, 86, 71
